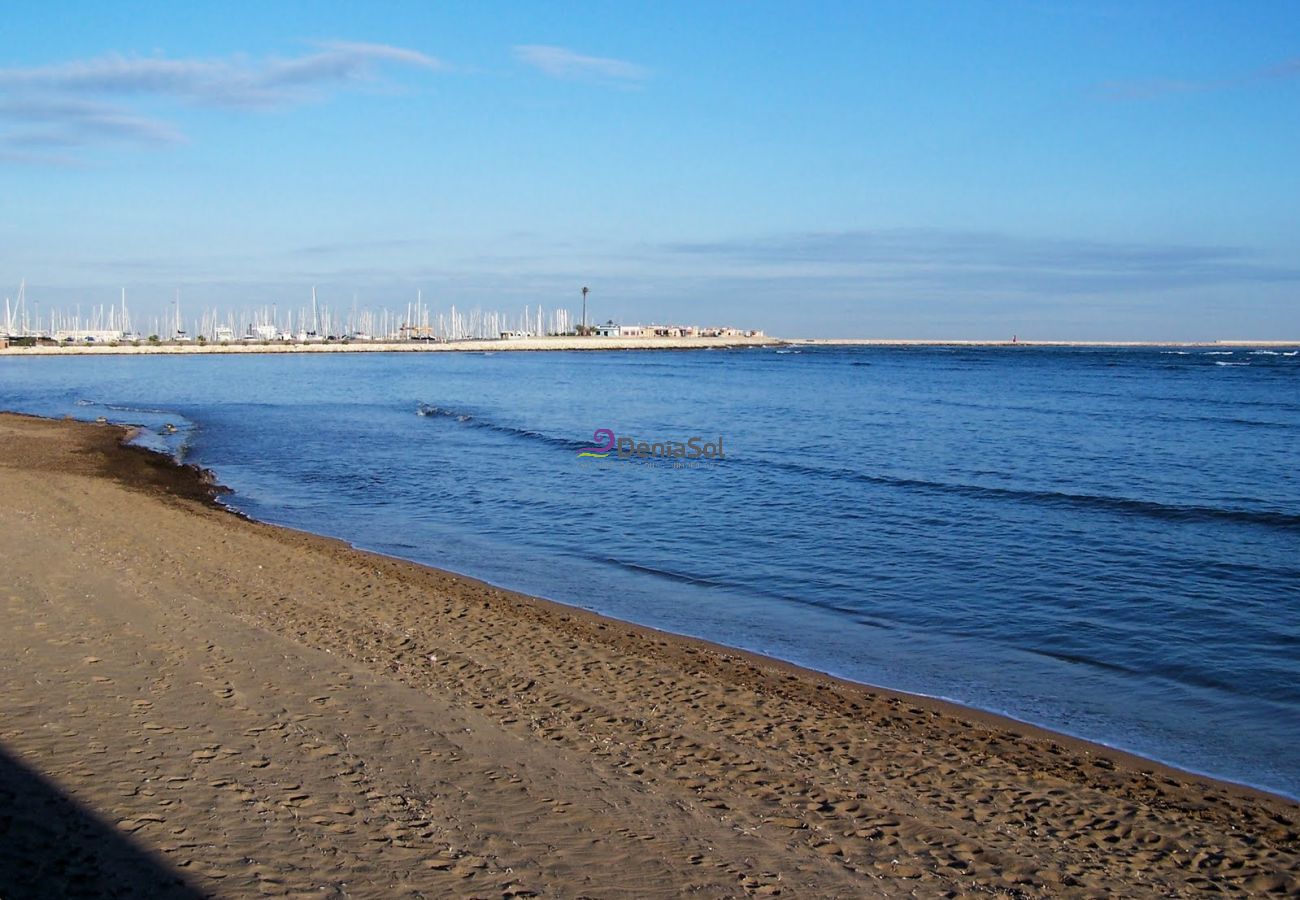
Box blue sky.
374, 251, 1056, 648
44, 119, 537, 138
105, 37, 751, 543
1, 1, 1297, 338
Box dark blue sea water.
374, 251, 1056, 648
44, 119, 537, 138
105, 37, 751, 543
3, 345, 1298, 798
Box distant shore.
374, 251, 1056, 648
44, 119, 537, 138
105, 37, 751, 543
0, 411, 1296, 896
4, 335, 1298, 356
0, 335, 776, 356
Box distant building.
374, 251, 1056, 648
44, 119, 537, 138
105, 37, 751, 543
401, 325, 438, 341
618, 325, 644, 337
499, 330, 534, 340
594, 321, 621, 337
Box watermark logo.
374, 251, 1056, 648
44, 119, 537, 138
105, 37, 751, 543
577, 427, 725, 467
577, 428, 616, 458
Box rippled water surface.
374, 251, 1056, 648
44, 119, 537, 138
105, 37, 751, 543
3, 345, 1298, 797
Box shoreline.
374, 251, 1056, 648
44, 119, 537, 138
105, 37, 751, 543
18, 408, 1282, 804
103, 407, 1298, 806
115, 414, 1300, 807
236, 484, 1295, 807
4, 335, 1299, 357
304, 532, 1299, 807
5, 410, 1289, 805
2, 410, 1296, 895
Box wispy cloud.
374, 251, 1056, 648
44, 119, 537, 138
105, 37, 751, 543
0, 98, 184, 149
662, 229, 1300, 294
0, 41, 443, 161
513, 45, 648, 84
1097, 55, 1300, 101
0, 42, 443, 107
290, 237, 430, 257
1260, 57, 1300, 80
1094, 78, 1213, 102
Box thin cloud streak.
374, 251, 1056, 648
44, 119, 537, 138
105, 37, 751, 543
0, 97, 184, 147
29, 226, 1298, 304
1260, 57, 1300, 80
1094, 78, 1213, 101
0, 41, 443, 161
0, 42, 444, 107
662, 229, 1300, 294
513, 45, 648, 83
1097, 55, 1300, 101
290, 238, 431, 257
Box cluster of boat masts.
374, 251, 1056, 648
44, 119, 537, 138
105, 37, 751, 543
3, 284, 583, 344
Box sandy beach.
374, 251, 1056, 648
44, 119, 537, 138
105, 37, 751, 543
0, 412, 1295, 898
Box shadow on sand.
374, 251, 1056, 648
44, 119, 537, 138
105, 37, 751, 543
0, 742, 205, 898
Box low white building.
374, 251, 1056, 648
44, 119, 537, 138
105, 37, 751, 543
244, 324, 278, 341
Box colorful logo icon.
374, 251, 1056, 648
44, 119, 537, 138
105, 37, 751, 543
578, 428, 616, 458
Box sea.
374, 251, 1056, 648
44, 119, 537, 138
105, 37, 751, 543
2, 344, 1298, 799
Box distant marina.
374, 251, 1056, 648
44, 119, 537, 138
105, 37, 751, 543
1, 281, 764, 350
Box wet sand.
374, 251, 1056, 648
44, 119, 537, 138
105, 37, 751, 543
0, 412, 1295, 897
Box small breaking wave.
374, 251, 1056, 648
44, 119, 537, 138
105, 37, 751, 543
417, 405, 473, 423
417, 403, 585, 453
743, 455, 1300, 531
